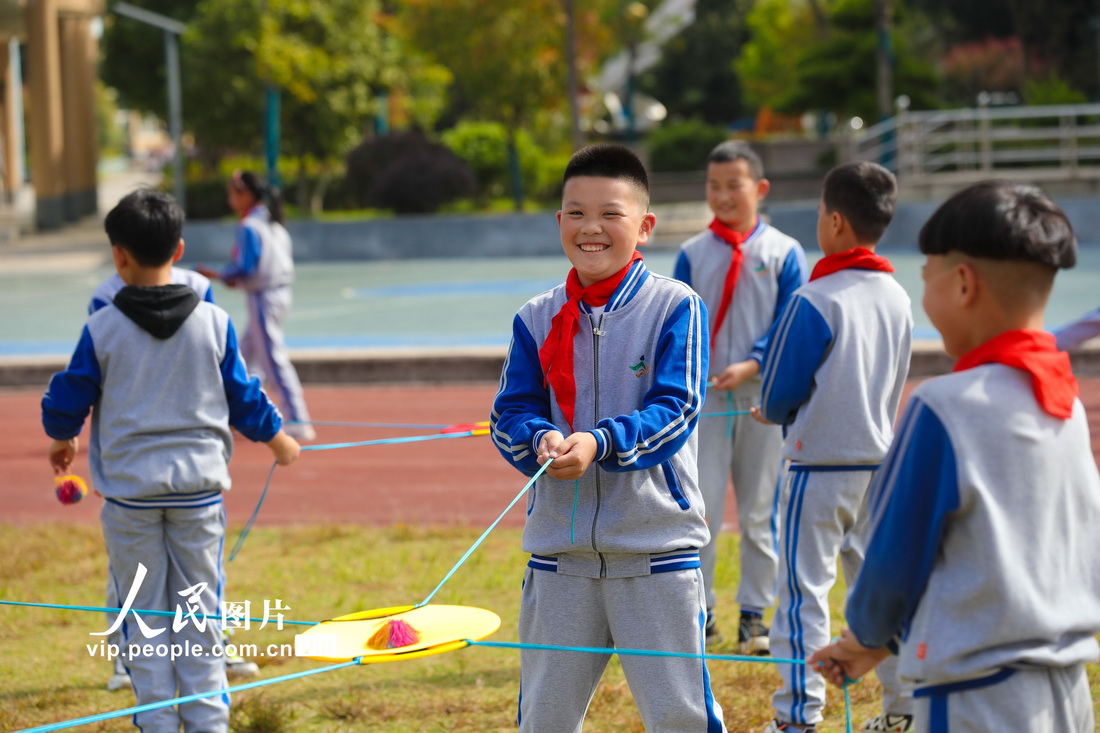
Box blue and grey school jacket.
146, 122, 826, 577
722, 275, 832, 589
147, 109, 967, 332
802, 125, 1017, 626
42, 284, 283, 502
759, 269, 912, 464
490, 261, 712, 573
847, 365, 1100, 691
674, 221, 806, 373
88, 269, 215, 314
220, 204, 294, 293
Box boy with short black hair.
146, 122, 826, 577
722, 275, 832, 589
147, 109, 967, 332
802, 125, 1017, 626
812, 180, 1100, 731
674, 139, 807, 652
43, 189, 299, 732
755, 162, 913, 732
491, 144, 725, 731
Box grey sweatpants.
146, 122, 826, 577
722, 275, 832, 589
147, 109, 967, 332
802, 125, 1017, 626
242, 285, 311, 424
517, 566, 726, 732
101, 500, 229, 733
913, 665, 1093, 732
771, 467, 912, 725
697, 387, 784, 613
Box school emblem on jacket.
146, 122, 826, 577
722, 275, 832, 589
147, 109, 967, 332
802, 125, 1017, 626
629, 356, 650, 378
754, 262, 770, 276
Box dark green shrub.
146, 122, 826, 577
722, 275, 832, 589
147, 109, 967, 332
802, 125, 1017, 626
646, 119, 730, 172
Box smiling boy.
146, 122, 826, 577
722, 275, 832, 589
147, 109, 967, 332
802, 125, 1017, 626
490, 144, 726, 731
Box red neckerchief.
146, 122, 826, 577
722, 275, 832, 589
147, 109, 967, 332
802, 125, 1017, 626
538, 251, 643, 429
954, 329, 1078, 419
708, 217, 756, 351
810, 247, 895, 281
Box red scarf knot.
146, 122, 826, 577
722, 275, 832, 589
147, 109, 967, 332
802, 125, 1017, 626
810, 247, 895, 282
538, 251, 643, 429
953, 329, 1078, 419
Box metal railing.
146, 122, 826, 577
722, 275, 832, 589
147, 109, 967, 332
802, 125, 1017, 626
843, 102, 1100, 185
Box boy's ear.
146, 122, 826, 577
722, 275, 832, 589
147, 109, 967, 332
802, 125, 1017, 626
956, 260, 980, 308
636, 211, 657, 246
756, 177, 771, 200
172, 239, 185, 263
110, 244, 129, 271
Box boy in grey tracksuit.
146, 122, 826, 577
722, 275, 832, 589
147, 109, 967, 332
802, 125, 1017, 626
757, 163, 913, 732
813, 181, 1100, 732
491, 145, 725, 732
43, 190, 300, 733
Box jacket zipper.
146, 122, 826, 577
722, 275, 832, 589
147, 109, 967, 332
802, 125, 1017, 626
591, 313, 606, 577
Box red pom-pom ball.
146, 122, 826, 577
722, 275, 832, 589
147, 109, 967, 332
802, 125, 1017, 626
55, 475, 88, 505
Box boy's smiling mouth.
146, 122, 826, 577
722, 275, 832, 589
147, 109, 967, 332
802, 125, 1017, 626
578, 243, 610, 252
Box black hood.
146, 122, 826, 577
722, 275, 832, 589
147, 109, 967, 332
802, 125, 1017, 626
112, 284, 201, 339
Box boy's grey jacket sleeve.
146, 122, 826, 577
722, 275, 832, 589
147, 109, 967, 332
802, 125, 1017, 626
490, 314, 559, 475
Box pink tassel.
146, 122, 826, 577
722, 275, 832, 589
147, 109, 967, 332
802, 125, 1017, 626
367, 618, 420, 650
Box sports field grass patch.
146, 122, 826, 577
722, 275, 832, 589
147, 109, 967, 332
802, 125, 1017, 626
1, 523, 1097, 732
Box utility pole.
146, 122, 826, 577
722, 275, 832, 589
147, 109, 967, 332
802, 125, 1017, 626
114, 3, 187, 209
875, 0, 893, 122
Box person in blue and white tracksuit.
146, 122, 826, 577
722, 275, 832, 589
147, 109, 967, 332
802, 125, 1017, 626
89, 266, 216, 692
674, 140, 807, 653
812, 181, 1100, 733
755, 163, 913, 733
491, 145, 726, 732
198, 170, 314, 441
43, 190, 300, 733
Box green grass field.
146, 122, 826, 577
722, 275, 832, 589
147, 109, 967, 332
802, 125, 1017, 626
2, 524, 1097, 732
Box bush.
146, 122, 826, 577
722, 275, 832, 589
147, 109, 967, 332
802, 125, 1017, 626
1023, 75, 1088, 106
178, 178, 232, 220
441, 122, 545, 204
371, 148, 477, 214
344, 131, 477, 214
646, 119, 730, 172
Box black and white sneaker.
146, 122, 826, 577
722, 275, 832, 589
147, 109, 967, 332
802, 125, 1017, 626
861, 714, 914, 732
737, 611, 770, 655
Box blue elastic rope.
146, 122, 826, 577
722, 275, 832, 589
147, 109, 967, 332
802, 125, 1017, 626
0, 599, 315, 627
301, 429, 478, 452
417, 459, 552, 608
466, 639, 806, 666
228, 460, 278, 562
230, 430, 483, 562
700, 409, 751, 418
288, 419, 450, 429
12, 658, 360, 732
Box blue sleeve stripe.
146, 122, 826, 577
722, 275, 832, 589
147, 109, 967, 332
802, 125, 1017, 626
846, 397, 960, 648
759, 294, 803, 399
759, 295, 832, 425
615, 295, 706, 466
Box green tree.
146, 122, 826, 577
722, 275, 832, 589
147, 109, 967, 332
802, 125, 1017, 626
399, 0, 615, 209
100, 0, 200, 118
735, 0, 820, 113
776, 0, 939, 123
638, 0, 754, 125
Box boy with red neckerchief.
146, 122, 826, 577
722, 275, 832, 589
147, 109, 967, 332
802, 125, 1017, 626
491, 144, 725, 732
811, 180, 1100, 732
754, 162, 914, 733
674, 140, 808, 655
